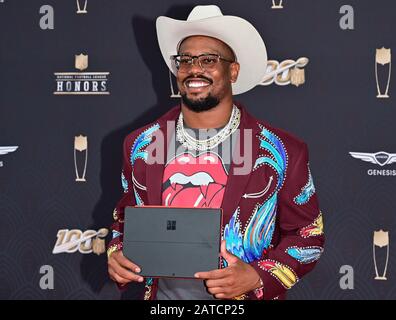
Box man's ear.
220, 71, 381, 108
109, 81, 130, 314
230, 62, 240, 83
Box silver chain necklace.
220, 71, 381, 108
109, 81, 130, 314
176, 105, 241, 151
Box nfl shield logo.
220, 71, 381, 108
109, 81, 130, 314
291, 67, 305, 87
374, 230, 389, 248
92, 237, 106, 255
75, 54, 88, 71
376, 48, 391, 65
74, 135, 88, 152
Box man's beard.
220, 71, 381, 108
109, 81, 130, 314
181, 92, 220, 113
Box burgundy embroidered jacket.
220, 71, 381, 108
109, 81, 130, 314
107, 102, 325, 300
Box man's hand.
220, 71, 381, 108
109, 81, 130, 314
194, 240, 262, 299
108, 251, 144, 284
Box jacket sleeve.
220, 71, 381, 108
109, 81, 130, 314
248, 142, 325, 300
107, 136, 136, 258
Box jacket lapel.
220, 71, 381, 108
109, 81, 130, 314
146, 105, 180, 205
220, 103, 261, 223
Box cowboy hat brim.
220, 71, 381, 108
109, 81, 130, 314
156, 15, 267, 95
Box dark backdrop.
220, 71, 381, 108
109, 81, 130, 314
0, 0, 395, 299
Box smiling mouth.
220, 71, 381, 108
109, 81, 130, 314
184, 79, 212, 89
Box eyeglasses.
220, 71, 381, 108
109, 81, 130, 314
170, 54, 235, 72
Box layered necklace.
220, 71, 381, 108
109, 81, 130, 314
176, 104, 241, 151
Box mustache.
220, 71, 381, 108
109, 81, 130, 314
183, 75, 213, 84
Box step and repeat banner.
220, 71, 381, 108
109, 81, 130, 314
0, 0, 395, 300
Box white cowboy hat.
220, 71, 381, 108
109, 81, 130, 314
156, 5, 267, 95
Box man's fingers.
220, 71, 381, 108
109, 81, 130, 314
113, 263, 143, 282
114, 274, 132, 284
207, 286, 225, 295
107, 251, 145, 284
108, 258, 144, 283
195, 268, 227, 280
108, 267, 133, 284
112, 252, 141, 273
205, 278, 229, 288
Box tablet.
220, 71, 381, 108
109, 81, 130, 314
123, 206, 222, 278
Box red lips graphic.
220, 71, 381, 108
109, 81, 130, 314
162, 152, 228, 208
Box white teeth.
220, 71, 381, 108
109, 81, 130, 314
169, 172, 214, 186
186, 81, 210, 88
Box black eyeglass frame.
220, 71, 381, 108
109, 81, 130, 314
170, 53, 236, 72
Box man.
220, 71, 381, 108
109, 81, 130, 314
107, 5, 324, 300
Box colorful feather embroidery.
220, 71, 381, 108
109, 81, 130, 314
286, 246, 323, 264
300, 212, 324, 238
294, 165, 315, 205
121, 171, 128, 193
129, 123, 160, 206
224, 125, 287, 263
243, 194, 277, 263
224, 208, 246, 264
259, 260, 298, 289
130, 123, 160, 165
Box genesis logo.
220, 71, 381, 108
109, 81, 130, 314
349, 152, 396, 166
167, 220, 176, 231
349, 151, 396, 176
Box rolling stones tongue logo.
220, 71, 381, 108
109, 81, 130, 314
162, 152, 228, 208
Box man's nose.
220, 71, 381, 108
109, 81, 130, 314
189, 57, 204, 74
